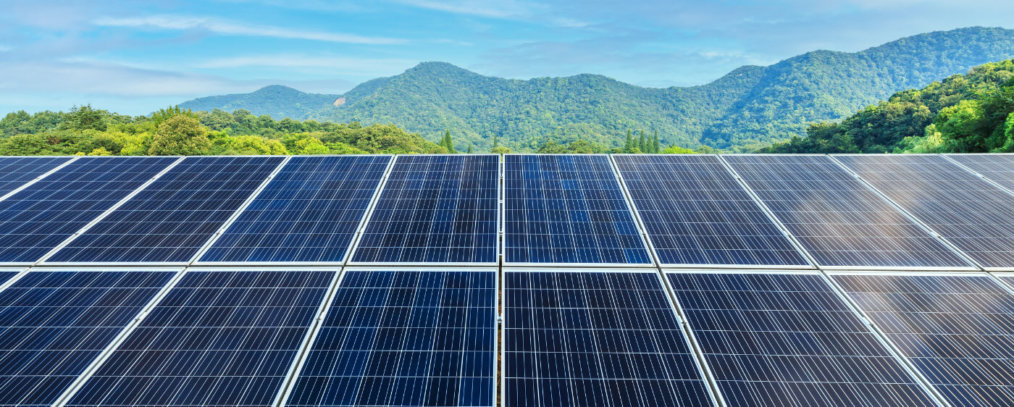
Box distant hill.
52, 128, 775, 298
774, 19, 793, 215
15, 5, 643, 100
180, 27, 1014, 152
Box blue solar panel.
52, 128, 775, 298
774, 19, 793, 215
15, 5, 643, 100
49, 156, 283, 263
287, 270, 497, 407
0, 156, 71, 197
836, 155, 1014, 269
947, 154, 1014, 192
669, 272, 936, 407
352, 155, 499, 264
614, 155, 809, 267
0, 157, 177, 263
66, 270, 333, 407
505, 155, 649, 264
724, 155, 969, 269
0, 270, 175, 406
504, 271, 714, 407
836, 274, 1014, 407
200, 156, 390, 263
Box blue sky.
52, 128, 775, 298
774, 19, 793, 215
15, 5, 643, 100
0, 0, 1011, 115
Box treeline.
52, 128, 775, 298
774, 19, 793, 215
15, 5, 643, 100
761, 59, 1014, 153
0, 107, 446, 156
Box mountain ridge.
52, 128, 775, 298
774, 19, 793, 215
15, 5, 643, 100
180, 26, 1014, 151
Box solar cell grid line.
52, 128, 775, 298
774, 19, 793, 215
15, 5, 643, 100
834, 154, 1014, 270
613, 154, 810, 268
62, 269, 335, 407
504, 154, 652, 265
0, 156, 179, 265
0, 269, 177, 407
198, 155, 392, 264
946, 154, 1014, 193
350, 155, 499, 265
833, 272, 1014, 407
0, 156, 75, 201
503, 270, 718, 407
283, 269, 498, 407
667, 271, 940, 407
46, 156, 285, 264
721, 154, 970, 270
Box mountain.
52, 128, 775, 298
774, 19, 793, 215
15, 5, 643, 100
180, 27, 1014, 152
760, 59, 1014, 153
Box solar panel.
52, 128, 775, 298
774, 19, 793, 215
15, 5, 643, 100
614, 155, 809, 267
504, 155, 650, 265
0, 156, 71, 198
835, 273, 1014, 407
836, 154, 1014, 269
0, 157, 177, 264
65, 270, 334, 407
947, 154, 1014, 192
668, 272, 937, 407
0, 270, 176, 406
286, 270, 497, 407
723, 155, 968, 269
352, 155, 499, 264
200, 156, 391, 263
503, 271, 714, 407
48, 156, 284, 264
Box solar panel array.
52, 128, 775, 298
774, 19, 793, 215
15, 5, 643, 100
49, 156, 284, 264
668, 272, 936, 407
836, 154, 1014, 269
614, 155, 808, 267
834, 274, 1014, 407
352, 155, 499, 265
200, 156, 390, 263
0, 157, 177, 263
724, 155, 969, 269
505, 155, 650, 264
287, 270, 496, 407
4, 153, 1014, 407
0, 156, 70, 197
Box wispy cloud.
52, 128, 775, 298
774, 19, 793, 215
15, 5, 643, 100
389, 0, 527, 18
198, 54, 415, 73
92, 15, 406, 45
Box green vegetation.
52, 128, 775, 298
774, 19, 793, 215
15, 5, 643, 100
181, 27, 1014, 152
760, 59, 1014, 153
0, 106, 446, 156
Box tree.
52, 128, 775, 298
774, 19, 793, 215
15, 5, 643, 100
62, 105, 107, 132
652, 131, 661, 153
935, 99, 986, 152
624, 129, 634, 152
638, 131, 647, 152
293, 137, 330, 154
662, 145, 696, 154
466, 145, 474, 154
148, 115, 212, 155
440, 130, 456, 153
490, 145, 511, 154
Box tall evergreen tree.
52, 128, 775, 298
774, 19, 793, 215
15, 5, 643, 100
441, 129, 456, 153
652, 131, 661, 153
625, 129, 633, 151
638, 130, 647, 153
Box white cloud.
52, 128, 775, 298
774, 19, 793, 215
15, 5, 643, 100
92, 15, 406, 45
197, 54, 415, 73
389, 0, 528, 18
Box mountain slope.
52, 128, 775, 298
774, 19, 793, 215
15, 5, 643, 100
180, 27, 1014, 152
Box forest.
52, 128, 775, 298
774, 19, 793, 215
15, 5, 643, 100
761, 59, 1014, 153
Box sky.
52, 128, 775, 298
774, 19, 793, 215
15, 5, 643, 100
0, 0, 1011, 115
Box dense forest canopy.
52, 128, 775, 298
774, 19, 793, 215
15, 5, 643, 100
760, 59, 1014, 153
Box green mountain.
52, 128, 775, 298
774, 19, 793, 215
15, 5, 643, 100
761, 59, 1014, 153
180, 27, 1014, 152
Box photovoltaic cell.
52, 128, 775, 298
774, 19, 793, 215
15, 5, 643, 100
0, 156, 71, 197
504, 271, 714, 407
0, 270, 175, 406
66, 270, 334, 407
49, 156, 283, 263
947, 154, 1014, 192
200, 156, 390, 263
0, 157, 176, 263
505, 155, 649, 264
723, 155, 968, 269
668, 272, 936, 407
352, 155, 498, 264
614, 155, 808, 267
836, 154, 1014, 269
287, 271, 496, 407
835, 274, 1014, 407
